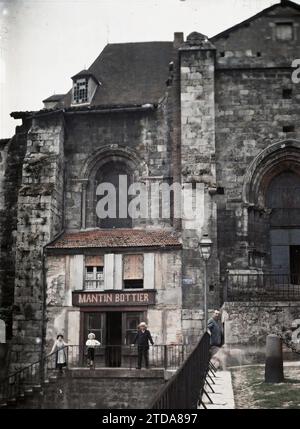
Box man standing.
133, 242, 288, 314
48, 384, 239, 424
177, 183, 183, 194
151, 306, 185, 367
207, 310, 223, 357
132, 322, 154, 369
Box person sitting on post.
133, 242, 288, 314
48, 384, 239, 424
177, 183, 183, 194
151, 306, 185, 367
207, 310, 223, 358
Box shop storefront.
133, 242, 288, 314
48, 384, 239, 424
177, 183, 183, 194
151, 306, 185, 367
73, 290, 156, 366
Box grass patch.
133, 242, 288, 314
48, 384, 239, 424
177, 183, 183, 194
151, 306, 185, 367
231, 365, 300, 409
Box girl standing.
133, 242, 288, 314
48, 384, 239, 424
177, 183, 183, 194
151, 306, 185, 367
50, 334, 68, 374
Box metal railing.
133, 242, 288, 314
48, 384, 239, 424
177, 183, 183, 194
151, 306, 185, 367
149, 332, 210, 409
66, 344, 193, 370
0, 348, 61, 407
224, 273, 300, 301
0, 343, 193, 406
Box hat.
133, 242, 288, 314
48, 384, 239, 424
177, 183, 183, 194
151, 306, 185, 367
88, 333, 96, 339
138, 322, 147, 328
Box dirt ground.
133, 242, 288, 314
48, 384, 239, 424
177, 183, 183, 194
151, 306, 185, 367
231, 364, 300, 409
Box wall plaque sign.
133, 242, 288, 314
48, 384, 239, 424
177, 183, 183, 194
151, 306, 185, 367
182, 277, 194, 285
72, 290, 156, 306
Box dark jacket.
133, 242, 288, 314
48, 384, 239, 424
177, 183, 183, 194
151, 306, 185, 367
207, 318, 223, 347
133, 329, 154, 348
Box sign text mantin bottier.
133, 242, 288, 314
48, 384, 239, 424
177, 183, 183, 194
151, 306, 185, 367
72, 290, 156, 306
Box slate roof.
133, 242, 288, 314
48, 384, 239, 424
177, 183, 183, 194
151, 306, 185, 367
63, 41, 174, 107
42, 94, 65, 103
46, 229, 181, 250
71, 69, 100, 84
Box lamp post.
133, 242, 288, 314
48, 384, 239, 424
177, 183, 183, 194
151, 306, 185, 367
199, 234, 212, 330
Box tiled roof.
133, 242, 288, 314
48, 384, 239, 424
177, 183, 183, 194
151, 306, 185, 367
46, 229, 181, 250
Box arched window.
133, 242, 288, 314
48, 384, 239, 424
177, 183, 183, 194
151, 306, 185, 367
95, 161, 133, 228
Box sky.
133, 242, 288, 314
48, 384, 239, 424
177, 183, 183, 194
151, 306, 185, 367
0, 0, 297, 138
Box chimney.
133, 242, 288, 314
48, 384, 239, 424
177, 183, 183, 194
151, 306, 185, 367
174, 32, 184, 48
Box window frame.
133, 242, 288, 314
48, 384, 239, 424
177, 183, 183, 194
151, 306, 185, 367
73, 77, 88, 104
275, 22, 294, 41
84, 265, 104, 291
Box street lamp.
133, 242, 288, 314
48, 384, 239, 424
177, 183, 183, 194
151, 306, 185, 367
199, 234, 212, 330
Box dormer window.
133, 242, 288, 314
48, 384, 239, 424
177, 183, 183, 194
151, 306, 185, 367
73, 78, 88, 104
71, 70, 100, 106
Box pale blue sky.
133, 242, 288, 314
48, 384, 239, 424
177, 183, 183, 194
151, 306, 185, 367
0, 0, 295, 138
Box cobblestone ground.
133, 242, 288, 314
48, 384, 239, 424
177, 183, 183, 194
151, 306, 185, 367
231, 364, 300, 409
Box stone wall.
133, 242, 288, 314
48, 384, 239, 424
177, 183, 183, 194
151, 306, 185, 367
11, 116, 65, 366
221, 301, 300, 365
63, 105, 173, 230
13, 369, 165, 409
179, 35, 221, 342
0, 129, 28, 339
213, 4, 300, 276
215, 68, 300, 274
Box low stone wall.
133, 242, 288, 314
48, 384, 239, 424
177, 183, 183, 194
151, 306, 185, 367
15, 368, 166, 409
220, 301, 300, 366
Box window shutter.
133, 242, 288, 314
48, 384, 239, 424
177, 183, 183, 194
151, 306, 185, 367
123, 254, 144, 280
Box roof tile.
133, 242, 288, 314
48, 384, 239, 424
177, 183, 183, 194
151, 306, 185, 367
47, 229, 181, 250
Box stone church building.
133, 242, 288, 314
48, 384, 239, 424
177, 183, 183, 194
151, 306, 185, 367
1, 0, 300, 369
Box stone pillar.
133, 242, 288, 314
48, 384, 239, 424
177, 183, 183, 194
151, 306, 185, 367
265, 334, 284, 383
11, 115, 65, 367
179, 32, 220, 342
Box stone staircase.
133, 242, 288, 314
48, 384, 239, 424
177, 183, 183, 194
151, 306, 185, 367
1, 368, 166, 409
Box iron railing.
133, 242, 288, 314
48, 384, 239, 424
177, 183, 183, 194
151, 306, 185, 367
0, 348, 61, 407
65, 344, 193, 370
149, 332, 210, 409
224, 273, 300, 301
0, 344, 193, 406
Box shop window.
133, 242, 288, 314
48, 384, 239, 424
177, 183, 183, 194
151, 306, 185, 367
84, 313, 104, 344
123, 254, 144, 289
276, 23, 294, 41
85, 255, 104, 290
124, 312, 144, 345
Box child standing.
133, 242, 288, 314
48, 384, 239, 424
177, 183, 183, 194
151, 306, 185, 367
86, 332, 101, 368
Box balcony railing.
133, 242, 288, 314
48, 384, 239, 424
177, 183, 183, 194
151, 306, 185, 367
47, 344, 194, 370
224, 273, 300, 302
84, 280, 104, 290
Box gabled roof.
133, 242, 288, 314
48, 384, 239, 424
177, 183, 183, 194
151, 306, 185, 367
71, 69, 100, 84
46, 228, 181, 251
63, 41, 174, 107
42, 94, 65, 103
211, 0, 300, 41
